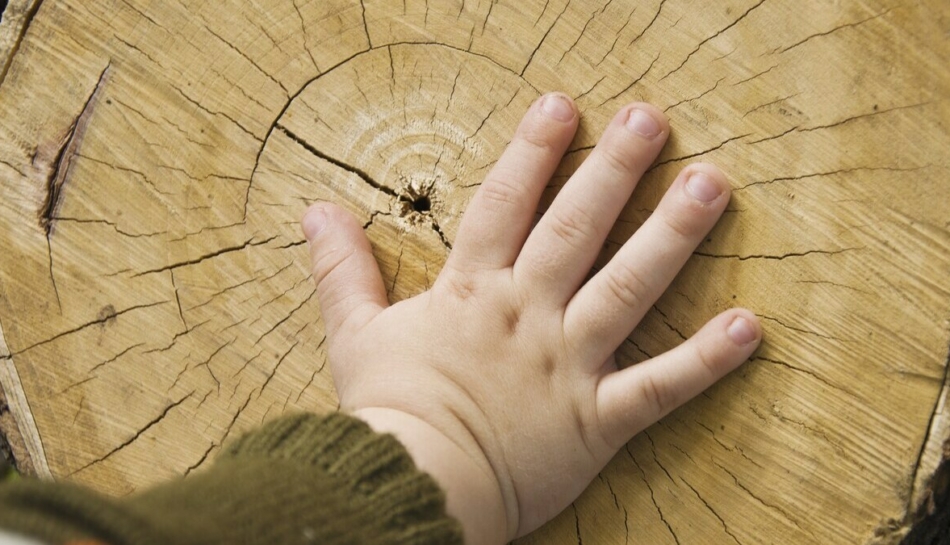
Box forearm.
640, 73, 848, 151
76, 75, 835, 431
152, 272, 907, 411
353, 407, 510, 545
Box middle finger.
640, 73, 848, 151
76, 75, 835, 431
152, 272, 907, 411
513, 103, 669, 303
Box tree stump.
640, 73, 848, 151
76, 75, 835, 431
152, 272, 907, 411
1, 0, 948, 542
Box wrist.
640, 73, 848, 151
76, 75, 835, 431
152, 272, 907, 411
351, 407, 509, 545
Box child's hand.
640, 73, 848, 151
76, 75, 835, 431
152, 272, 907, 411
301, 94, 761, 545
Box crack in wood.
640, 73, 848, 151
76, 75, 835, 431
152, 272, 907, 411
257, 342, 298, 404
36, 62, 112, 309
650, 133, 750, 169
663, 76, 725, 112
243, 41, 539, 220
693, 246, 861, 261
38, 62, 111, 237
555, 2, 607, 66
291, 0, 320, 71
203, 26, 289, 95
183, 441, 217, 476
572, 502, 583, 545
659, 0, 767, 81
755, 355, 850, 396
13, 301, 168, 356
0, 0, 43, 88
778, 8, 893, 54
741, 91, 799, 119
628, 444, 681, 545
682, 478, 743, 544
593, 9, 634, 67
598, 53, 659, 107
797, 101, 931, 133
652, 304, 688, 341
520, 0, 569, 76
575, 74, 606, 102
732, 64, 777, 87
627, 0, 667, 48
190, 341, 233, 394
294, 336, 327, 404
216, 388, 254, 447
115, 0, 158, 28
735, 165, 929, 191
278, 125, 454, 250
621, 336, 653, 361
749, 102, 931, 145
277, 124, 400, 199
254, 288, 315, 346
358, 0, 372, 47
131, 235, 278, 277
173, 85, 260, 141
695, 420, 765, 469
85, 342, 145, 378
906, 338, 950, 522
52, 217, 168, 238
759, 313, 845, 342
717, 462, 812, 535
67, 391, 194, 477
143, 319, 209, 355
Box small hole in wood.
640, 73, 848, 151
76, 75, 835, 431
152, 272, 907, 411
412, 196, 431, 213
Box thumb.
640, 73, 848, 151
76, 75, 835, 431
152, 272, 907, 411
596, 309, 761, 448
302, 203, 388, 339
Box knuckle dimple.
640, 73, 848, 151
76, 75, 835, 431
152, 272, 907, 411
638, 375, 675, 418
603, 263, 647, 310
597, 144, 638, 177
437, 272, 478, 301
662, 207, 704, 240
517, 128, 558, 155
549, 204, 597, 247
312, 245, 355, 288
694, 344, 719, 378
478, 175, 523, 207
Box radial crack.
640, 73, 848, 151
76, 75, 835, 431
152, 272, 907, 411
277, 125, 402, 200
39, 63, 111, 235
693, 247, 860, 261
0, 0, 44, 88
659, 0, 767, 81
183, 442, 217, 476
629, 446, 681, 545
779, 9, 892, 54
520, 0, 570, 76
68, 392, 194, 476
650, 133, 750, 169
132, 236, 278, 277
682, 479, 742, 544
907, 338, 950, 518
14, 301, 168, 355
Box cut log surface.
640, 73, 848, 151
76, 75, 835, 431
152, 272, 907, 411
0, 0, 948, 543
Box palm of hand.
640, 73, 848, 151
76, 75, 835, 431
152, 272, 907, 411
303, 94, 761, 542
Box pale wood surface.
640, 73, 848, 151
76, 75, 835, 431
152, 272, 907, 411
0, 1, 948, 543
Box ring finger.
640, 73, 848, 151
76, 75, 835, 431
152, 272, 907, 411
565, 163, 732, 360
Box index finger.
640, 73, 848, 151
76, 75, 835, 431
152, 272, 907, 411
446, 93, 578, 273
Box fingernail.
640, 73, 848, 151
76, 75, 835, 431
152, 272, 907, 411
727, 316, 758, 345
685, 172, 722, 203
541, 94, 575, 122
302, 207, 327, 240
625, 108, 661, 138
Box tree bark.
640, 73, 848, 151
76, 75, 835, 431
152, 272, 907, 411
0, 1, 948, 543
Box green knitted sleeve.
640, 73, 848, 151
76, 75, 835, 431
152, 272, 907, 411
0, 412, 464, 545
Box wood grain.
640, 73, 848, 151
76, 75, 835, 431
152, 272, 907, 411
0, 1, 948, 543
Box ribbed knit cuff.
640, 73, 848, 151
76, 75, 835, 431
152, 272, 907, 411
220, 412, 464, 543
0, 412, 464, 545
